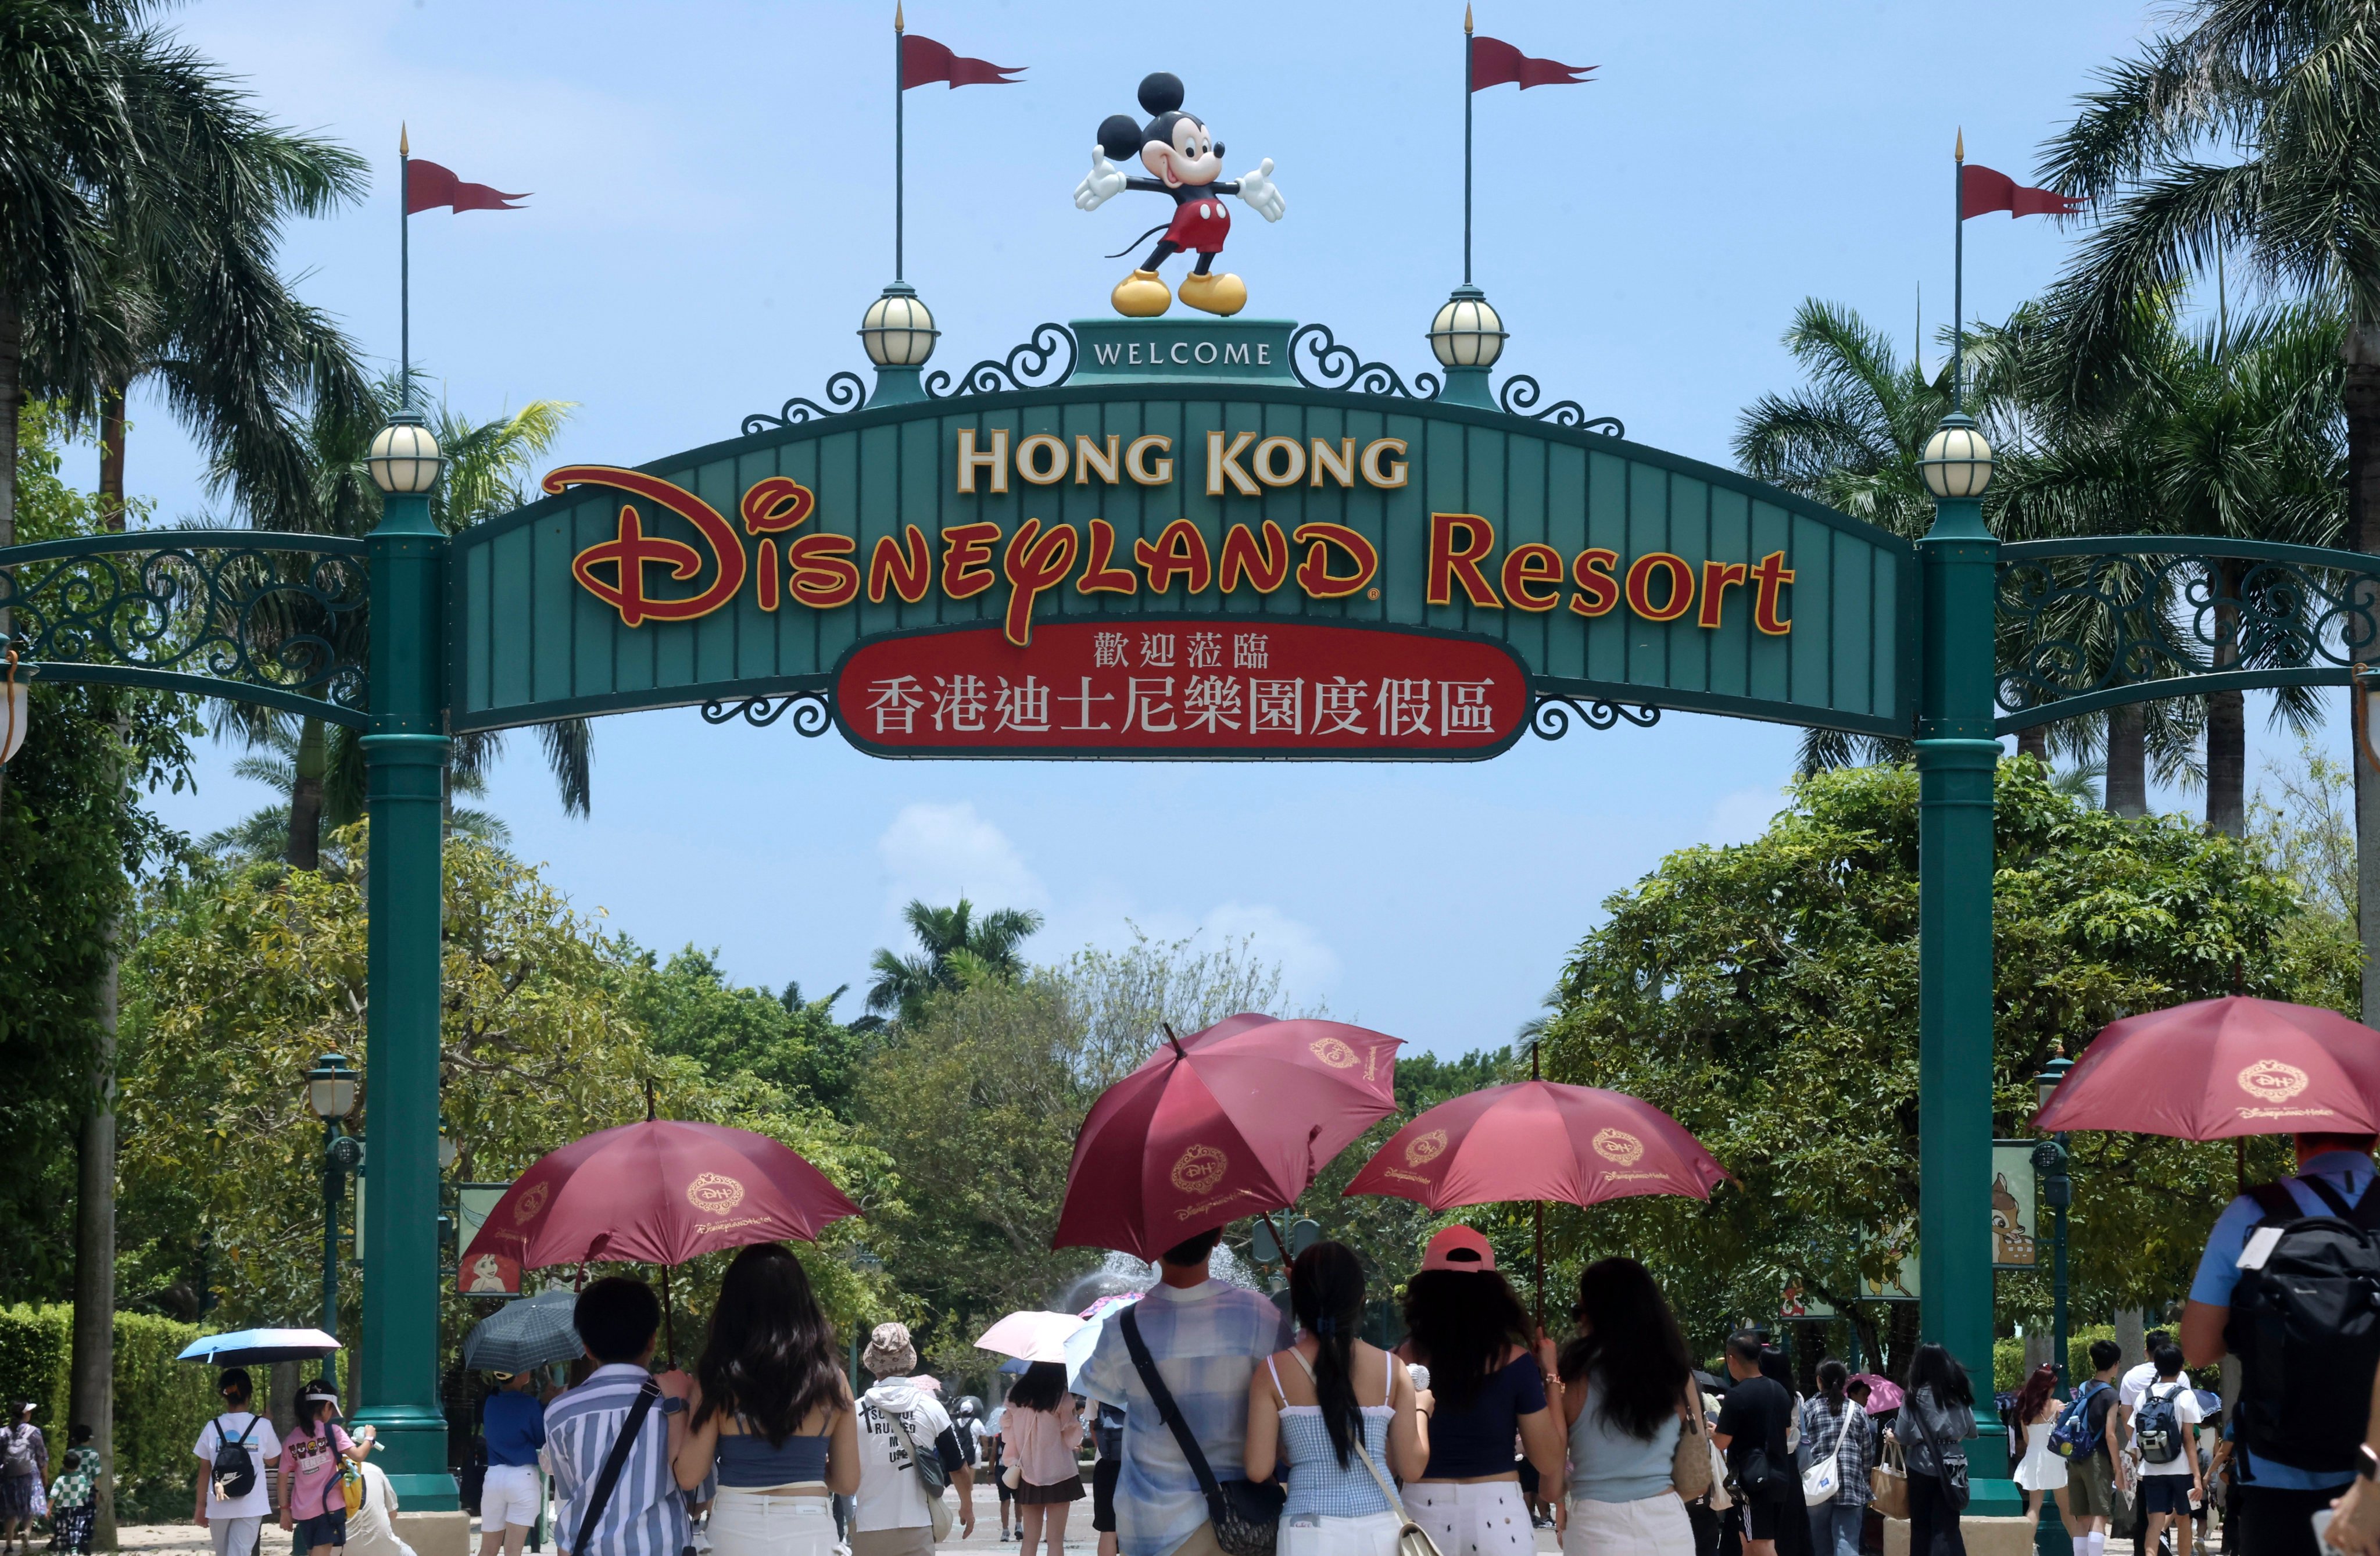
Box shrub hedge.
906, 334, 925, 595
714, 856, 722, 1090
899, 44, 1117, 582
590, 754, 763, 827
0, 1306, 219, 1521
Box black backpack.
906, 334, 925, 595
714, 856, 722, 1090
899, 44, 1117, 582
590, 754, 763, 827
209, 1414, 260, 1501
2225, 1176, 2380, 1475
2135, 1383, 2186, 1464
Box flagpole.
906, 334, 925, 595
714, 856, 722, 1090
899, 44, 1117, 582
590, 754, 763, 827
1463, 5, 1474, 286
1952, 128, 1964, 412
894, 2, 905, 283
399, 124, 411, 412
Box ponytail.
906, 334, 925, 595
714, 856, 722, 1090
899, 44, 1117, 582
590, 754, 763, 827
1817, 1358, 1848, 1405
1290, 1242, 1367, 1469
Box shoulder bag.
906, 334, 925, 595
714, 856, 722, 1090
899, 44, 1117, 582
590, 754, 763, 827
1869, 1432, 1910, 1521
882, 1403, 956, 1542
1801, 1399, 1846, 1507
572, 1378, 660, 1556
1907, 1393, 1970, 1512
1288, 1350, 1440, 1556
1672, 1384, 1714, 1502
1121, 1306, 1283, 1556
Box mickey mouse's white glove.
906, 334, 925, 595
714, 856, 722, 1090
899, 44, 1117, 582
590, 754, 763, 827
1234, 158, 1286, 222
1075, 148, 1128, 212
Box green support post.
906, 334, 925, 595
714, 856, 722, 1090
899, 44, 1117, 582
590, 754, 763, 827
1914, 415, 2020, 1518
354, 449, 457, 1509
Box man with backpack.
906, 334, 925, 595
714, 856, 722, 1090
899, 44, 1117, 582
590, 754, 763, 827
2055, 1340, 2126, 1556
2134, 1345, 2207, 1556
193, 1368, 282, 1556
2180, 1129, 2380, 1556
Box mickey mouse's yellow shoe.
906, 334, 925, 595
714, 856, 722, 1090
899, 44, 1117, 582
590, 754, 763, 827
1112, 270, 1171, 317
1178, 271, 1247, 316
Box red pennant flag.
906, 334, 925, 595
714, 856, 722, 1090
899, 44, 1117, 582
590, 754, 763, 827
901, 34, 1023, 90
1960, 164, 2082, 220
1471, 36, 1594, 90
405, 159, 528, 214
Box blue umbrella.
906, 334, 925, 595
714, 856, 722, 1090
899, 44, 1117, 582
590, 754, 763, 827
997, 1357, 1028, 1375
177, 1328, 342, 1365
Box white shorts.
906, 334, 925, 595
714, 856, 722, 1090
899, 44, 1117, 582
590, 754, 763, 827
1562, 1492, 1695, 1556
706, 1489, 836, 1556
1401, 1482, 1533, 1556
480, 1463, 541, 1530
1280, 1510, 1403, 1556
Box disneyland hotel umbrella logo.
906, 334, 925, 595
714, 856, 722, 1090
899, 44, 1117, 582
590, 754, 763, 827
1591, 1126, 1670, 1185
2235, 1058, 2340, 1122
1171, 1142, 1254, 1222
684, 1171, 778, 1240
1376, 1128, 1449, 1187
549, 431, 1799, 649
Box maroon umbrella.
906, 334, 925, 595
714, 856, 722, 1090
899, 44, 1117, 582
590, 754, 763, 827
1053, 1014, 1402, 1260
460, 1119, 860, 1271
1343, 1079, 1729, 1324
2035, 996, 2380, 1139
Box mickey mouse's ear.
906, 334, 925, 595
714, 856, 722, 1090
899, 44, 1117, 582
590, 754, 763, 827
1097, 115, 1144, 163
1137, 73, 1184, 116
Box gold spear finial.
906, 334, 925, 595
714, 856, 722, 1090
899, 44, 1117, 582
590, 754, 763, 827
1465, 5, 1474, 33
894, 1, 904, 30
399, 122, 409, 156
1955, 127, 1964, 162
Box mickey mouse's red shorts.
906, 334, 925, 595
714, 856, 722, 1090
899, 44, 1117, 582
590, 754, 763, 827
1162, 196, 1230, 252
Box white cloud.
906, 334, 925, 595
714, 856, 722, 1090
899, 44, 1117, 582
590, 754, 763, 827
875, 802, 1046, 921
1197, 902, 1343, 999
1704, 785, 1785, 846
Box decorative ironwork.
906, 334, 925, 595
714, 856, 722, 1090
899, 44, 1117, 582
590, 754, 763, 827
1994, 539, 2380, 724
0, 530, 371, 717
740, 372, 871, 435
925, 323, 1078, 398
1495, 376, 1624, 437
1287, 323, 1444, 400
1529, 694, 1661, 738
698, 691, 832, 735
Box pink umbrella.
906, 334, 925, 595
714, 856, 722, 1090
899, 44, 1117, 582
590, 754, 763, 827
2035, 996, 2380, 1139
975, 1310, 1087, 1364
1849, 1374, 1905, 1412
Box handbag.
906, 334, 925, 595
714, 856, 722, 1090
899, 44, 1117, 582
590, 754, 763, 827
883, 1404, 956, 1542
1121, 1307, 1283, 1556
1671, 1386, 1713, 1502
1801, 1400, 1849, 1507
1291, 1353, 1440, 1556
1869, 1434, 1910, 1521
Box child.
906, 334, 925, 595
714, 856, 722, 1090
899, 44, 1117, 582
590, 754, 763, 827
44, 1428, 93, 1556
280, 1380, 374, 1556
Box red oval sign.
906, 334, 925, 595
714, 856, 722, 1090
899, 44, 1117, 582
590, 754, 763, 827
832, 620, 1530, 759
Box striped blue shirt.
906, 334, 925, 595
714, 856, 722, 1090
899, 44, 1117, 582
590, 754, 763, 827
546, 1365, 688, 1556
1080, 1282, 1293, 1556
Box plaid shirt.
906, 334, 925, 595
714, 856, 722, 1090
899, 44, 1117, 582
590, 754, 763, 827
1079, 1282, 1293, 1556
1801, 1396, 1874, 1505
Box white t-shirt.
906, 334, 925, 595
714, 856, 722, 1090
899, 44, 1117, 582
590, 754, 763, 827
2119, 1361, 2192, 1414
2134, 1381, 2206, 1476
194, 1411, 283, 1521
854, 1379, 955, 1534
342, 1461, 416, 1556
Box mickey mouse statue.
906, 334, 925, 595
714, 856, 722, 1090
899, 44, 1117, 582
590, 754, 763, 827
1073, 72, 1286, 317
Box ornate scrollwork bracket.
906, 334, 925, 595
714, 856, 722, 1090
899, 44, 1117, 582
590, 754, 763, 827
1286, 323, 1444, 400
1529, 695, 1661, 738
740, 373, 871, 435
1495, 376, 1624, 437
925, 323, 1078, 398
698, 691, 832, 735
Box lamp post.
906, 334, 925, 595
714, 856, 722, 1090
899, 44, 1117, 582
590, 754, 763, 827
1427, 285, 1506, 408
357, 410, 458, 1508
2031, 1053, 2075, 1556
306, 1054, 363, 1387
860, 284, 937, 405
1913, 410, 2021, 1515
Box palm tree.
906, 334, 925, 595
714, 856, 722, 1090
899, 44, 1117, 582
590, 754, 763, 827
203, 718, 509, 864
865, 897, 1047, 1024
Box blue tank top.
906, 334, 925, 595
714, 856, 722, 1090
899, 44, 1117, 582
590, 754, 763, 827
1565, 1378, 1681, 1504
714, 1421, 831, 1488
1268, 1355, 1397, 1520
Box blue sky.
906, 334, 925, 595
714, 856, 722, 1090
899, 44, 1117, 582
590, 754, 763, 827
105, 0, 2328, 1053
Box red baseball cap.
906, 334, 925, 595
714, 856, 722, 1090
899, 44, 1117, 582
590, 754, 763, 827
1420, 1225, 1497, 1271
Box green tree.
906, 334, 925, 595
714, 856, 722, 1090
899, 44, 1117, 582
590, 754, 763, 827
1534, 759, 2356, 1374
865, 897, 1047, 1024
620, 946, 874, 1121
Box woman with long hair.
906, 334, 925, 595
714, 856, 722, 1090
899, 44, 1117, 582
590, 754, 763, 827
1246, 1242, 1426, 1556
1891, 1344, 1978, 1556
1799, 1360, 1874, 1556
1554, 1258, 1696, 1556
2006, 1362, 2073, 1540
672, 1243, 860, 1556
1396, 1228, 1566, 1556
1001, 1362, 1083, 1556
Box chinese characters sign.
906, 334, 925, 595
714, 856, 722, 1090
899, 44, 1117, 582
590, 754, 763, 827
835, 620, 1530, 758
